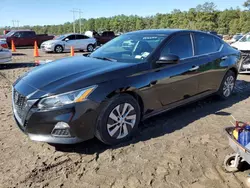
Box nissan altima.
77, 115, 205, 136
12, 29, 240, 145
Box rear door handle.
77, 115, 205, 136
189, 66, 199, 71
222, 56, 228, 60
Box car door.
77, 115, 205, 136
76, 34, 89, 50
18, 31, 36, 46
64, 35, 76, 51
12, 32, 22, 47
150, 33, 199, 106
193, 33, 226, 93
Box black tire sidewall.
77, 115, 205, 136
218, 70, 236, 99
54, 45, 63, 53
96, 94, 141, 145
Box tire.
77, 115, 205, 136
54, 45, 64, 53
217, 70, 236, 99
95, 94, 141, 145
87, 44, 94, 52
223, 153, 241, 172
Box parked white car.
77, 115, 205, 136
231, 33, 250, 51
0, 41, 12, 63
41, 33, 96, 53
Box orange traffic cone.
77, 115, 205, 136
70, 46, 74, 56
11, 40, 16, 52
34, 41, 39, 57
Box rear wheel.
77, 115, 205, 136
87, 44, 94, 52
95, 94, 141, 145
218, 70, 236, 99
54, 45, 63, 53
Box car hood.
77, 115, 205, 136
14, 56, 138, 99
42, 39, 60, 45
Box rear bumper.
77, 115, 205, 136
0, 50, 12, 63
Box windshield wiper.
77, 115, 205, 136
92, 56, 117, 62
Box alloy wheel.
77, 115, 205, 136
107, 103, 137, 139
223, 75, 235, 97
87, 45, 94, 52
55, 46, 63, 53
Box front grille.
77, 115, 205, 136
13, 89, 28, 126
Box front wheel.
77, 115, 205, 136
217, 70, 236, 99
95, 94, 141, 145
54, 45, 63, 53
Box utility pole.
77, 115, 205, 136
16, 20, 20, 29
12, 20, 20, 29
12, 20, 15, 28
71, 9, 83, 33
70, 9, 77, 33
78, 9, 83, 33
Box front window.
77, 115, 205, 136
90, 34, 166, 63
161, 34, 193, 59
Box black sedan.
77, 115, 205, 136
12, 29, 240, 145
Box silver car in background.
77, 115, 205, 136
41, 33, 97, 53
0, 40, 12, 63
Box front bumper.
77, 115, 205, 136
239, 52, 250, 73
41, 45, 54, 52
13, 98, 99, 144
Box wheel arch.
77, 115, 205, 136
106, 89, 145, 117
54, 44, 64, 52
228, 66, 238, 77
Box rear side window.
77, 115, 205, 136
194, 33, 222, 55
76, 35, 89, 39
161, 34, 193, 59
21, 32, 35, 38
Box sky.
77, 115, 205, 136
0, 0, 246, 27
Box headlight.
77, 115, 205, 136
47, 43, 54, 46
37, 86, 97, 110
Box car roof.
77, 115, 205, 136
11, 30, 33, 32
64, 33, 85, 36
126, 29, 215, 36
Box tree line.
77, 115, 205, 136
1, 2, 250, 36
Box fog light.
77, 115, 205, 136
52, 122, 71, 137
54, 122, 70, 129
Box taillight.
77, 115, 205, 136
0, 43, 8, 49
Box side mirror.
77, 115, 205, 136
156, 54, 179, 64
65, 38, 69, 42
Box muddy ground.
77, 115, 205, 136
1, 49, 250, 188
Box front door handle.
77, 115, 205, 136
222, 56, 228, 60
189, 65, 199, 71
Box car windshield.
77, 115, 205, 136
5, 31, 15, 37
55, 35, 66, 40
233, 35, 242, 41
239, 34, 250, 42
90, 34, 167, 63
